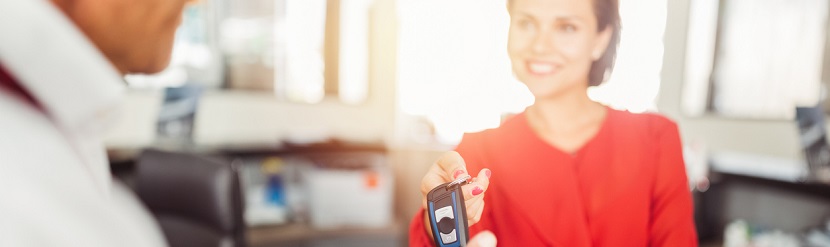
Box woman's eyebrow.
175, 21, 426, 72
513, 11, 538, 21
553, 16, 587, 24
513, 10, 588, 24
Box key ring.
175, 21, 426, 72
446, 174, 472, 190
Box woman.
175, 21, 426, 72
409, 0, 698, 246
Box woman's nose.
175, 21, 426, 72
531, 29, 556, 55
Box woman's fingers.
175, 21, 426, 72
460, 168, 492, 201
421, 151, 494, 213
421, 151, 471, 208
420, 151, 496, 238
420, 166, 447, 208
435, 151, 469, 180
463, 169, 490, 226
465, 196, 485, 226
468, 230, 497, 247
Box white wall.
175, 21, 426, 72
658, 0, 803, 159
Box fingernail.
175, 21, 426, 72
453, 170, 465, 179
472, 187, 483, 196
485, 169, 492, 179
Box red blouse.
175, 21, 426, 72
409, 108, 698, 246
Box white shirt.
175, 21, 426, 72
0, 0, 167, 246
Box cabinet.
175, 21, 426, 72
696, 154, 830, 244
227, 142, 405, 247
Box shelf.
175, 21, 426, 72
218, 139, 387, 157
710, 152, 809, 183
709, 152, 830, 185
246, 221, 403, 247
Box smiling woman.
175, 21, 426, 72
407, 0, 697, 246
507, 0, 619, 89
506, 0, 617, 102
397, 0, 669, 144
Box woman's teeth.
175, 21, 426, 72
529, 62, 555, 74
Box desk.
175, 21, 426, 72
247, 221, 403, 247
696, 153, 830, 243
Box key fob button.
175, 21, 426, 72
438, 217, 456, 234
440, 229, 458, 244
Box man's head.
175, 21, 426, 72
50, 0, 192, 75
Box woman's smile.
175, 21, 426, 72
526, 60, 561, 76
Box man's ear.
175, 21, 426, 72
592, 25, 613, 61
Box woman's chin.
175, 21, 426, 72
525, 82, 586, 100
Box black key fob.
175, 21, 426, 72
427, 174, 471, 247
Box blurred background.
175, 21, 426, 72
103, 0, 830, 246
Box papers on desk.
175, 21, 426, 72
710, 151, 809, 182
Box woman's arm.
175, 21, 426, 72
649, 122, 698, 246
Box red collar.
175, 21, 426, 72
0, 65, 42, 109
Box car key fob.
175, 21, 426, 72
427, 174, 471, 247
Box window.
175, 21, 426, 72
683, 0, 828, 119
129, 0, 371, 105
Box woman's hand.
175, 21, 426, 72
420, 151, 492, 236
469, 231, 498, 247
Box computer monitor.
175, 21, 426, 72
795, 105, 830, 181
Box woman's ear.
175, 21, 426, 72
592, 25, 613, 61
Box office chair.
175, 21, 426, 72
134, 149, 246, 247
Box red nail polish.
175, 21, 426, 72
453, 170, 465, 179
485, 169, 492, 179
472, 187, 483, 196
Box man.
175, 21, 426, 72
0, 0, 497, 246
0, 0, 189, 245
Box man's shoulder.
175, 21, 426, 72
0, 92, 166, 246
0, 89, 76, 166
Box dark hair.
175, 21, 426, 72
508, 0, 621, 86
589, 0, 621, 86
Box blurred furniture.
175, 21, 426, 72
696, 154, 830, 244
226, 142, 406, 247
111, 142, 409, 246
247, 221, 401, 247
135, 149, 246, 247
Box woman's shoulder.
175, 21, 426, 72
455, 112, 531, 170
460, 112, 529, 142
609, 108, 679, 136
456, 112, 531, 153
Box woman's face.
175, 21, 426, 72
507, 0, 612, 99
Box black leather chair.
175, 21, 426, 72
134, 149, 246, 247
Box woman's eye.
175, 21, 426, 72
560, 24, 577, 33
518, 19, 534, 29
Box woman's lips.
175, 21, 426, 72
527, 61, 559, 75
